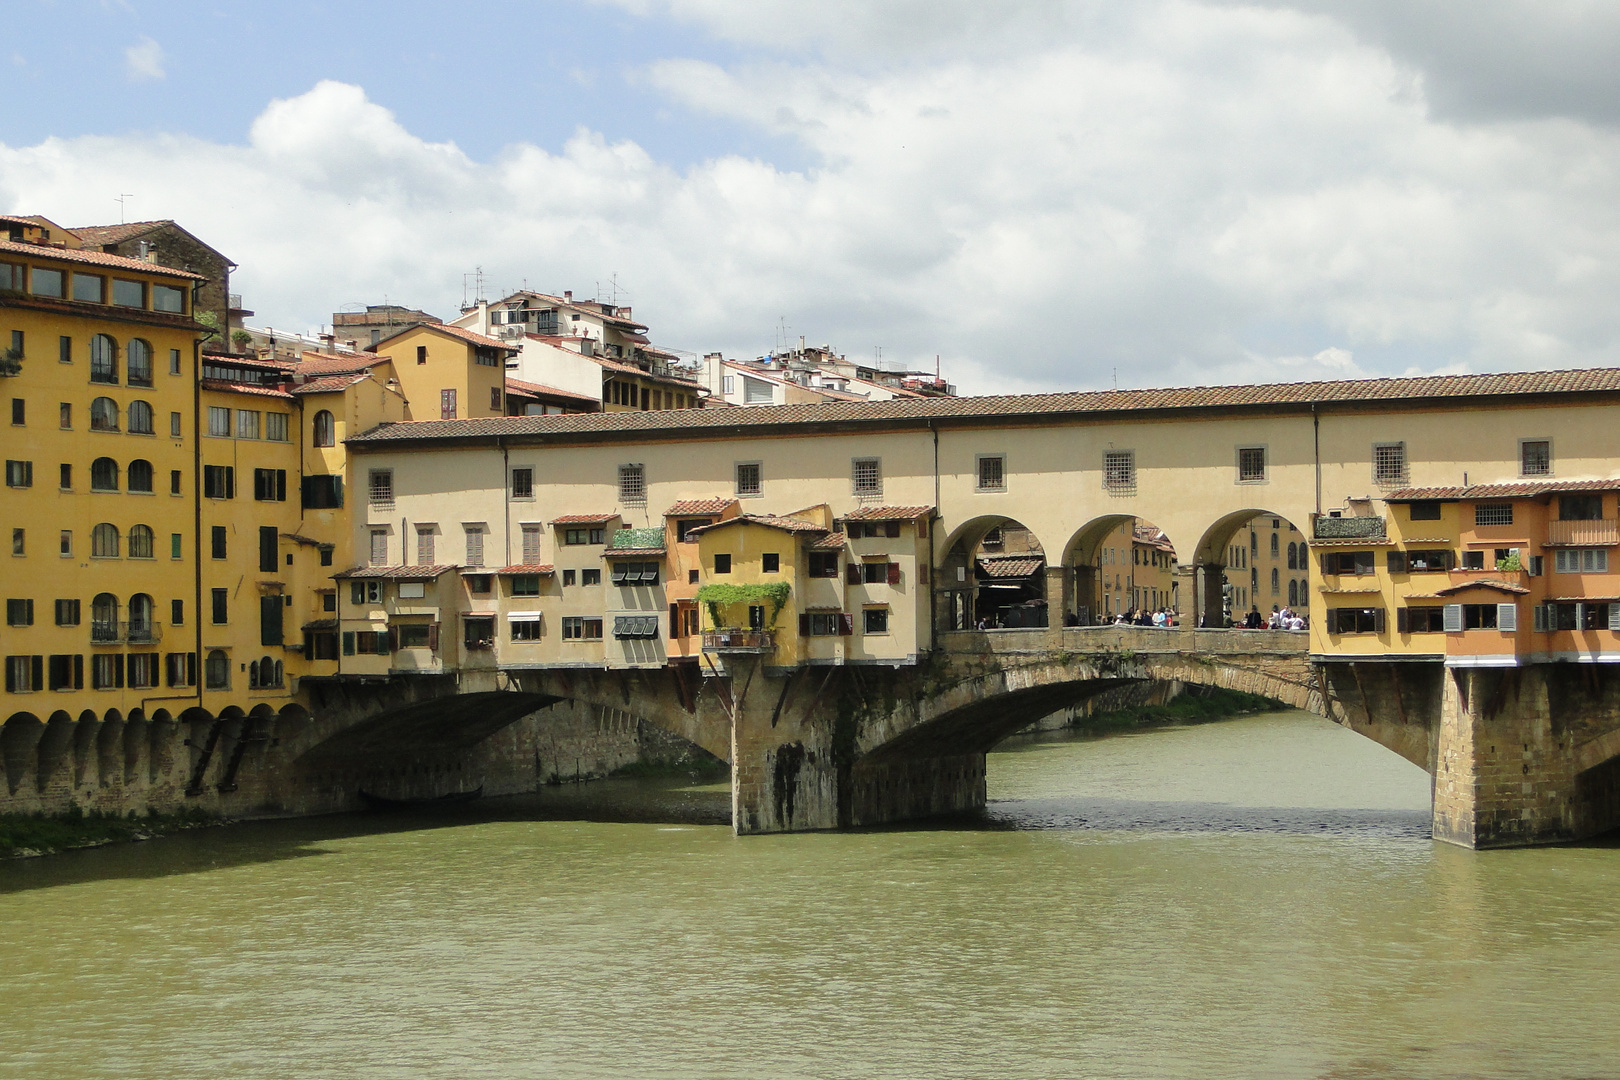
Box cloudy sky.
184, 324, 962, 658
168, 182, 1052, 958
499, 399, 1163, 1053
4, 1, 1619, 394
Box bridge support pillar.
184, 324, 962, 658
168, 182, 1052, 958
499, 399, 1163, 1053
1198, 562, 1226, 628
1043, 565, 1071, 641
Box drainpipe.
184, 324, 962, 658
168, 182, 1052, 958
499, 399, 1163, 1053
1312, 403, 1322, 518
500, 436, 511, 568
928, 420, 939, 645
192, 331, 204, 714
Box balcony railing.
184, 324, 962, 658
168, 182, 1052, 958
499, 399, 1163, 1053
703, 629, 776, 653
91, 621, 162, 644
1547, 519, 1619, 547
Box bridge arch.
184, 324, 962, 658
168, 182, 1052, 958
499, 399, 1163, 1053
1187, 508, 1311, 628
1059, 514, 1182, 625
938, 514, 1050, 630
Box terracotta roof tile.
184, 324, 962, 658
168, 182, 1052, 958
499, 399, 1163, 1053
295, 351, 387, 376
0, 238, 206, 280
688, 514, 828, 536
840, 505, 933, 521
505, 377, 599, 403
347, 367, 1620, 447
1435, 580, 1532, 596
809, 532, 847, 550
68, 220, 173, 246
550, 514, 620, 525
301, 618, 338, 631
369, 323, 512, 352
1387, 479, 1620, 500
333, 565, 457, 580
978, 556, 1045, 578
291, 373, 372, 396
199, 378, 294, 400
602, 547, 666, 557
665, 498, 735, 516
492, 565, 555, 575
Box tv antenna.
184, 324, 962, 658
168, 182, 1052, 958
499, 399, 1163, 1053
115, 194, 134, 224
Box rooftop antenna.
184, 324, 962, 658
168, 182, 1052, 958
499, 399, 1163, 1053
115, 194, 134, 224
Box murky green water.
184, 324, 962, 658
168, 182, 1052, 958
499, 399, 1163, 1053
3, 711, 1618, 1080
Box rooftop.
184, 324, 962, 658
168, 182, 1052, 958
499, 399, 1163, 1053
840, 505, 934, 521
345, 367, 1620, 448
0, 238, 206, 279
665, 498, 735, 517
334, 565, 458, 580
1387, 479, 1620, 501
688, 514, 829, 536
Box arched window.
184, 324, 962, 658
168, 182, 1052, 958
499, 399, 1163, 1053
1289, 579, 1299, 606
128, 459, 154, 493
128, 524, 154, 558
273, 660, 283, 686
90, 334, 119, 383
1286, 542, 1297, 570
205, 650, 230, 690
1271, 567, 1280, 596
128, 594, 154, 640
127, 400, 154, 434
126, 339, 154, 387
91, 593, 119, 641
90, 397, 119, 431
1270, 532, 1279, 557
90, 457, 120, 491
312, 410, 335, 447
91, 523, 120, 557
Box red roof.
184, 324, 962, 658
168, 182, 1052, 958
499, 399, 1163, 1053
505, 377, 599, 404
199, 379, 293, 400
333, 565, 457, 580
295, 351, 387, 376
809, 532, 847, 550
1387, 479, 1620, 500
291, 373, 372, 396
602, 547, 666, 557
1435, 580, 1532, 596
688, 514, 828, 536
0, 238, 206, 279
493, 565, 555, 575
665, 498, 735, 516
550, 514, 620, 525
978, 556, 1045, 578
841, 505, 933, 521
368, 323, 512, 352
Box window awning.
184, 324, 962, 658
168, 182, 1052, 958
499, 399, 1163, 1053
508, 612, 542, 623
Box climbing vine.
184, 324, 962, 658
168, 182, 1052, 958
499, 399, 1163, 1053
696, 582, 792, 627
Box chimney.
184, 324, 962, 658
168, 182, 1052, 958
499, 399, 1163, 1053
563, 290, 572, 302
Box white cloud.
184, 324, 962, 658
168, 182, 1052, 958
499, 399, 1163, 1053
6, 3, 1620, 395
124, 35, 165, 82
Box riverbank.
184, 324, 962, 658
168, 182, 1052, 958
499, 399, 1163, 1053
0, 807, 224, 859
1068, 685, 1283, 733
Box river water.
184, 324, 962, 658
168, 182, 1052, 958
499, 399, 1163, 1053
2, 711, 1618, 1080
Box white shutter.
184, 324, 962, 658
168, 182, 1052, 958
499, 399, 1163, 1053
1443, 604, 1464, 633
1609, 604, 1620, 632
1497, 603, 1517, 632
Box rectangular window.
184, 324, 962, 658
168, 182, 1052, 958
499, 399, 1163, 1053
676, 518, 712, 543
562, 569, 576, 587
610, 561, 660, 586
1461, 549, 1486, 570
211, 588, 228, 624
561, 617, 604, 641
563, 528, 606, 545
1554, 548, 1610, 573
618, 463, 646, 504
170, 411, 183, 437
58, 402, 71, 429
207, 406, 231, 437
211, 526, 228, 560
10, 398, 22, 426
416, 526, 436, 565
11, 528, 22, 556
863, 607, 889, 634
48, 654, 81, 691
613, 615, 660, 640
511, 467, 534, 499
264, 412, 288, 442
203, 464, 234, 499
1474, 503, 1513, 526
30, 267, 63, 298
852, 457, 882, 496
90, 653, 121, 690
55, 599, 80, 626
5, 655, 42, 693
1520, 439, 1551, 477
252, 468, 287, 502
301, 475, 343, 509
171, 599, 184, 627
464, 526, 485, 567
235, 410, 260, 439
1401, 606, 1446, 633
127, 653, 158, 689
809, 551, 840, 578
72, 272, 105, 303
762, 552, 781, 573
1559, 495, 1603, 521
59, 336, 71, 364
396, 623, 431, 648
1390, 549, 1453, 572
259, 526, 278, 573
714, 553, 732, 574
370, 530, 388, 565
512, 574, 540, 596
440, 389, 457, 419
581, 568, 600, 586
1103, 450, 1135, 493
417, 345, 429, 365
1322, 551, 1376, 575
369, 469, 394, 510
4, 459, 31, 487
169, 348, 181, 375
60, 530, 72, 557
153, 285, 185, 313
511, 617, 543, 642
1329, 607, 1384, 634
491, 386, 502, 411
1372, 443, 1407, 487
6, 598, 34, 627
735, 461, 762, 497
170, 533, 182, 559
521, 525, 542, 563
976, 454, 1005, 492
1237, 446, 1266, 483
111, 279, 145, 308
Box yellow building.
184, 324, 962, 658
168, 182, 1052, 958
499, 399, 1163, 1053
367, 323, 515, 420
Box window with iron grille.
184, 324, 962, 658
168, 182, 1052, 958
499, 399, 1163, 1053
1520, 440, 1551, 477
1474, 503, 1513, 526
852, 458, 881, 496
618, 464, 646, 504
1372, 443, 1407, 487
735, 461, 762, 497
1237, 446, 1266, 483
1103, 450, 1135, 493
511, 467, 534, 499
369, 469, 394, 510
976, 455, 1005, 492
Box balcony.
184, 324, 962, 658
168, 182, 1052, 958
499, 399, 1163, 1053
91, 621, 162, 645
1314, 516, 1386, 540
1546, 519, 1619, 547
703, 629, 776, 654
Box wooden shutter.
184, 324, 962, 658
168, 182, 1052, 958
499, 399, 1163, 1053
30, 655, 43, 692
1533, 604, 1548, 632
260, 526, 278, 573
1373, 608, 1386, 633
1443, 550, 1456, 570
386, 626, 399, 652
1443, 604, 1463, 633
917, 518, 928, 539
1396, 608, 1409, 633
225, 466, 235, 499
114, 654, 124, 688
74, 653, 84, 689
1387, 551, 1405, 572
799, 614, 811, 636
1609, 605, 1620, 632
275, 469, 286, 501
670, 603, 680, 630
885, 521, 900, 538
428, 623, 440, 651
847, 563, 862, 585
342, 632, 355, 655
1320, 553, 1333, 575
839, 614, 854, 636
887, 562, 901, 585
260, 595, 284, 646
1498, 603, 1518, 632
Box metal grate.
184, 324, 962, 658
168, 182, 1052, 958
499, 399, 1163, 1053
735, 462, 762, 496
1474, 503, 1513, 526
368, 469, 394, 509
618, 463, 646, 504
1103, 450, 1135, 493
1238, 446, 1266, 482
852, 458, 882, 495
1373, 443, 1407, 486
977, 455, 1005, 490
1520, 440, 1551, 476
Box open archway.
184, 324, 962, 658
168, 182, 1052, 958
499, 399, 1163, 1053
1061, 515, 1182, 626
939, 515, 1049, 630
1190, 510, 1311, 629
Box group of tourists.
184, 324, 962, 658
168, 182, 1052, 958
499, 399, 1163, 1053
1110, 607, 1177, 627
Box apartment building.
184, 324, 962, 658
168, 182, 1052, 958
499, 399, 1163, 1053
701, 340, 955, 407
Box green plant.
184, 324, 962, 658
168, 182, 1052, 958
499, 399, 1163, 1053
1496, 551, 1523, 572
696, 581, 792, 627
231, 329, 254, 350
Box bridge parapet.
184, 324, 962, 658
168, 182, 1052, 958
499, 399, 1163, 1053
937, 626, 1308, 658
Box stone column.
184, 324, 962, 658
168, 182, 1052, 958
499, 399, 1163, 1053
1176, 564, 1198, 637
1200, 563, 1227, 628
728, 656, 840, 834
1043, 564, 1071, 643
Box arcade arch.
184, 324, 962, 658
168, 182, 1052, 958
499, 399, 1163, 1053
939, 516, 1049, 629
